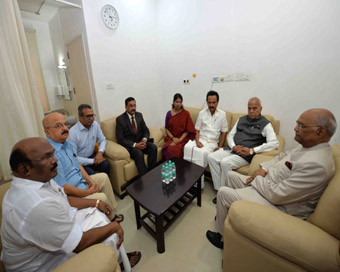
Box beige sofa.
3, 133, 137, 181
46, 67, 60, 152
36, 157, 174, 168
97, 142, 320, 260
182, 107, 285, 175
0, 181, 120, 272
101, 107, 284, 197
223, 145, 340, 272
100, 117, 164, 196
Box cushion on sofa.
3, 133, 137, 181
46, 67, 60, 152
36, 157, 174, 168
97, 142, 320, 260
227, 200, 340, 272
307, 145, 340, 240
101, 117, 117, 142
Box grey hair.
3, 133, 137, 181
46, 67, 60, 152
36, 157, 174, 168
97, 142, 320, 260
316, 115, 337, 137
248, 97, 262, 107
78, 104, 92, 116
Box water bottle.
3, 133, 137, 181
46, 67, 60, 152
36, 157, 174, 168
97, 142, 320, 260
172, 162, 176, 179
165, 166, 170, 184
168, 163, 173, 182
161, 165, 166, 183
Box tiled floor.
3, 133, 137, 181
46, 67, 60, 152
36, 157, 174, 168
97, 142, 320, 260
117, 180, 223, 272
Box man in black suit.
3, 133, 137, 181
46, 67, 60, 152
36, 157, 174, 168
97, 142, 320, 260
116, 97, 157, 175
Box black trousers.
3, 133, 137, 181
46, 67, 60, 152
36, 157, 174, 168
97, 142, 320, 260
129, 142, 157, 175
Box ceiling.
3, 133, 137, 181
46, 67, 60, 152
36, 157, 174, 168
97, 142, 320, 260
18, 0, 81, 22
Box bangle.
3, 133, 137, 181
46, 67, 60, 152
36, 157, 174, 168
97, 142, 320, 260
95, 199, 100, 209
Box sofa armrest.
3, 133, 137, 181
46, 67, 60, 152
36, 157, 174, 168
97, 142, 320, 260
225, 200, 340, 272
104, 140, 130, 161
52, 244, 120, 272
150, 127, 164, 148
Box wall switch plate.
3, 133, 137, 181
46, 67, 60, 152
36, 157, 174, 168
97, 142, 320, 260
183, 79, 190, 84
106, 82, 114, 89
212, 76, 219, 83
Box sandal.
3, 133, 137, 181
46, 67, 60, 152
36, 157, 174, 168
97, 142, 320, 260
128, 251, 142, 268
112, 214, 124, 223
120, 251, 142, 270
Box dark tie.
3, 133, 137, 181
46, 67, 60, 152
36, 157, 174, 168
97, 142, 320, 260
131, 116, 137, 135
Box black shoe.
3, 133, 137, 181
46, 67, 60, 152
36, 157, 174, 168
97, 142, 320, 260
206, 230, 223, 249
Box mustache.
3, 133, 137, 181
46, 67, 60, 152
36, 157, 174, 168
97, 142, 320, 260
209, 106, 215, 109
51, 163, 58, 172
61, 130, 69, 135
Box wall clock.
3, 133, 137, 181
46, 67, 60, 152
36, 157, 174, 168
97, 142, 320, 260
101, 4, 119, 29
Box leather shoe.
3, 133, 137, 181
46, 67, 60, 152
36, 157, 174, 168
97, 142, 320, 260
206, 230, 223, 249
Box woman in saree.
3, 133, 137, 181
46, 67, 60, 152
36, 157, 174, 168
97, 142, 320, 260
162, 93, 195, 160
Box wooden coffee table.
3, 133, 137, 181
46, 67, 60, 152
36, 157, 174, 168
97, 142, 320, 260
126, 158, 205, 253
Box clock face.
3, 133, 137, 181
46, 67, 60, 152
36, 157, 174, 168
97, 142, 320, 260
101, 4, 119, 29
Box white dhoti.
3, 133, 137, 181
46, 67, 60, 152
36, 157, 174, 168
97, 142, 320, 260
76, 208, 131, 272
207, 149, 249, 190
216, 171, 278, 236
183, 139, 218, 188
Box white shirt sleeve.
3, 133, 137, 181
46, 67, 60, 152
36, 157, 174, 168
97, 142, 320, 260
21, 198, 82, 254
195, 111, 203, 130
220, 112, 228, 133
227, 120, 238, 149
253, 123, 279, 153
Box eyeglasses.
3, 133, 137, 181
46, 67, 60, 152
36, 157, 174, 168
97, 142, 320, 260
30, 153, 55, 162
46, 122, 69, 129
296, 122, 324, 129
82, 114, 96, 119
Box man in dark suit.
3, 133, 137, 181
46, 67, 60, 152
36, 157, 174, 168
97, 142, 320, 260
116, 97, 157, 175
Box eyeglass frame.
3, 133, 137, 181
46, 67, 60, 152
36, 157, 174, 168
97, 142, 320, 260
45, 122, 69, 129
81, 114, 96, 119
295, 121, 324, 129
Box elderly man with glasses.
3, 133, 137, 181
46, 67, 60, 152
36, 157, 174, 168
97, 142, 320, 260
42, 112, 123, 223
206, 108, 337, 249
69, 104, 110, 176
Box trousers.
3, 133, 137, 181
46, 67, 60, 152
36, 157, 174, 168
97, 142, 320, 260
216, 171, 278, 236
207, 149, 249, 190
84, 173, 117, 221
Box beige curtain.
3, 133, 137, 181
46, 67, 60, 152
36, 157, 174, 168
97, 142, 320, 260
0, 0, 44, 180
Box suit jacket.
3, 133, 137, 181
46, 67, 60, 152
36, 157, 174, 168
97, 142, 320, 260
251, 143, 335, 219
116, 111, 150, 151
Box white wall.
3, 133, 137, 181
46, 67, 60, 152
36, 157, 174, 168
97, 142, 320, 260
156, 0, 340, 150
82, 0, 163, 127
22, 18, 64, 111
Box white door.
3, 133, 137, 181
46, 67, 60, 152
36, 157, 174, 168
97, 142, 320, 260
66, 35, 93, 111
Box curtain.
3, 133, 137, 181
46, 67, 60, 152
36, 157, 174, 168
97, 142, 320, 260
0, 0, 44, 180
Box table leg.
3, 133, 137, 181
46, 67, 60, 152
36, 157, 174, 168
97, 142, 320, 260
197, 176, 201, 207
155, 214, 165, 253
134, 200, 141, 229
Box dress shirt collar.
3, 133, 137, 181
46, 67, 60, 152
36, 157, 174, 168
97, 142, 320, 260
12, 176, 46, 190
126, 112, 135, 119
301, 142, 330, 152
77, 120, 91, 131
46, 137, 68, 152
203, 107, 221, 116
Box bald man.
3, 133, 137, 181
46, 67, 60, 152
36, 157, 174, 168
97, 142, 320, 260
207, 108, 337, 249
208, 97, 279, 200
42, 112, 122, 222
1, 138, 141, 272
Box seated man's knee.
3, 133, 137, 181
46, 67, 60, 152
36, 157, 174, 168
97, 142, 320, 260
131, 148, 144, 159
221, 158, 234, 171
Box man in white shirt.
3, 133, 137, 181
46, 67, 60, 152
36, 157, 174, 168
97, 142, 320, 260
1, 137, 141, 272
183, 91, 228, 188
206, 108, 336, 249
69, 104, 110, 176
208, 97, 279, 199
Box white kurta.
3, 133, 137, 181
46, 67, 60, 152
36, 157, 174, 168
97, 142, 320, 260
184, 107, 228, 167
208, 120, 279, 190
1, 177, 130, 272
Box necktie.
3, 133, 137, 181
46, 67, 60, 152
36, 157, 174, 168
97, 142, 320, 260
131, 116, 137, 135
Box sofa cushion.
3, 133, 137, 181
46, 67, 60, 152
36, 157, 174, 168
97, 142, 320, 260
228, 200, 340, 272
101, 117, 117, 142
307, 145, 340, 240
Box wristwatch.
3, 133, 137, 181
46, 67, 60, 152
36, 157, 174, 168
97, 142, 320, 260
249, 148, 254, 155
